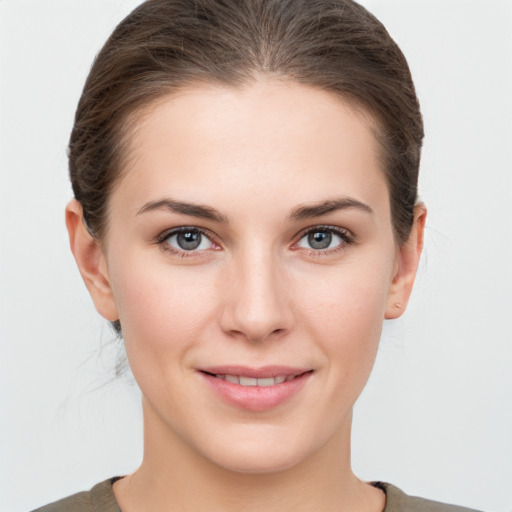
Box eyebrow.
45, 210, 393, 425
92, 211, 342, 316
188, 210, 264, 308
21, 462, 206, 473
136, 198, 228, 223
137, 196, 373, 223
289, 197, 374, 220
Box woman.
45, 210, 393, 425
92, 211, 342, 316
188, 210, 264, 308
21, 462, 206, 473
29, 0, 485, 510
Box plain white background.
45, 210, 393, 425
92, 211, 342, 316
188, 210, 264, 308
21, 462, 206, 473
1, 1, 511, 511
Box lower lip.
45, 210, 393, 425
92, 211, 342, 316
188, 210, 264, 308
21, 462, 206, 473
200, 372, 312, 412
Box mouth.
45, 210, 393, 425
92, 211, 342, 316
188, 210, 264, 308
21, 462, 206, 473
201, 371, 308, 387
198, 367, 313, 411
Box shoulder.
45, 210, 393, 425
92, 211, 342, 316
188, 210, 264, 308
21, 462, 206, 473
377, 482, 483, 512
30, 491, 93, 512
30, 479, 121, 512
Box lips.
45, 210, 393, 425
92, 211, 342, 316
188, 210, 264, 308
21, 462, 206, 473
198, 366, 313, 412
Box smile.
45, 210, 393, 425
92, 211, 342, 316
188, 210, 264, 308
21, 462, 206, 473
199, 367, 313, 411
211, 374, 299, 386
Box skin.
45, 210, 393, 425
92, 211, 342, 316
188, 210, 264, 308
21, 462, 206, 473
66, 79, 426, 512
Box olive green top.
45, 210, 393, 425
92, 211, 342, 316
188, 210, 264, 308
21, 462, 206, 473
31, 478, 482, 512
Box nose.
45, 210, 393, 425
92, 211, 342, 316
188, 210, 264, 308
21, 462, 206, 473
218, 247, 295, 343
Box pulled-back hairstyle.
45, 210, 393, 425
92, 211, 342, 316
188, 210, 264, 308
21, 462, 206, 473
69, 0, 423, 334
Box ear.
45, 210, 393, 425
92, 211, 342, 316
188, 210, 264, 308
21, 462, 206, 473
65, 199, 119, 322
385, 204, 427, 319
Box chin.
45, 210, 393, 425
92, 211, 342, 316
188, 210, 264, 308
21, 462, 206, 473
210, 447, 307, 475
195, 426, 320, 475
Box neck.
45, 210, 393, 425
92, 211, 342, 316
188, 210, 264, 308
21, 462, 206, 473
113, 400, 385, 512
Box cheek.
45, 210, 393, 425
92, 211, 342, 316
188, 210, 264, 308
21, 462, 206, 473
301, 261, 391, 334
297, 257, 393, 375
109, 256, 218, 362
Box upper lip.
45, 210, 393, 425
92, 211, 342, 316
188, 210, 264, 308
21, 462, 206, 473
198, 365, 311, 379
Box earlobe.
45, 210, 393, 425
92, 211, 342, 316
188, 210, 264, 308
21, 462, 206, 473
65, 199, 119, 322
385, 204, 427, 319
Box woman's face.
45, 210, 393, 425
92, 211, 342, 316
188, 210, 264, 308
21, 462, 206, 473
83, 80, 417, 473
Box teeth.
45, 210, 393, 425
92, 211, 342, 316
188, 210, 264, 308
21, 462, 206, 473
225, 374, 239, 384
239, 376, 258, 386
257, 377, 275, 387
216, 374, 294, 386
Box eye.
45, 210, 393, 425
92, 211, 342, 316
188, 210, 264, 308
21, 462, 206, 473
161, 228, 217, 253
295, 227, 352, 252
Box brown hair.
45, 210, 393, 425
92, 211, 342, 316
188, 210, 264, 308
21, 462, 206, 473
69, 0, 423, 333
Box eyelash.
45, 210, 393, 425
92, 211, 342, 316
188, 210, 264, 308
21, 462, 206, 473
155, 225, 355, 258
292, 225, 355, 257
156, 227, 220, 258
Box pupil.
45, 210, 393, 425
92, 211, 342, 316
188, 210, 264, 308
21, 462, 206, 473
177, 231, 201, 250
308, 231, 331, 250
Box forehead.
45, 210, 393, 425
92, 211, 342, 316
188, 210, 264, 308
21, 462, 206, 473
115, 80, 389, 216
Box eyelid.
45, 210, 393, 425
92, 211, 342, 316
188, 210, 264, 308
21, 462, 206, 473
156, 226, 209, 243
156, 226, 221, 256
291, 224, 355, 253
294, 224, 354, 242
